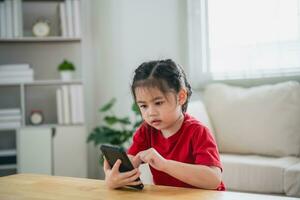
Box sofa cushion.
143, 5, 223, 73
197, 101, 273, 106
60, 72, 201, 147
204, 81, 300, 157
221, 154, 300, 194
187, 100, 215, 137
284, 162, 300, 197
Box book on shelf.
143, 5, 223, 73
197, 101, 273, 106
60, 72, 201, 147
70, 85, 77, 123
0, 77, 33, 84
0, 2, 6, 38
12, 0, 22, 38
0, 121, 21, 129
0, 108, 22, 129
0, 64, 34, 84
56, 84, 85, 125
59, 2, 67, 37
0, 64, 30, 71
0, 0, 23, 38
4, 0, 13, 38
58, 0, 81, 38
0, 108, 21, 116
73, 0, 81, 37
0, 69, 33, 77
0, 115, 21, 122
62, 85, 71, 124
65, 0, 74, 37
56, 88, 64, 124
16, 0, 22, 37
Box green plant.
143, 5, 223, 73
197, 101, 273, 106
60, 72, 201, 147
58, 59, 75, 71
87, 98, 143, 148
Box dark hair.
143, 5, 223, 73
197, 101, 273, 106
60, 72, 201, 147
131, 59, 192, 112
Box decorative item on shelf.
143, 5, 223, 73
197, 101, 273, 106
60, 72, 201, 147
58, 59, 75, 81
29, 110, 44, 125
87, 98, 143, 165
32, 18, 51, 37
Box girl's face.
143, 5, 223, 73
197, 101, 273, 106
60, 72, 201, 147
135, 86, 184, 135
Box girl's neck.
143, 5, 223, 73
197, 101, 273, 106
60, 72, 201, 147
161, 113, 184, 138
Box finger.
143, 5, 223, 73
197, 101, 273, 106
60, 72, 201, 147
103, 159, 111, 171
126, 180, 143, 186
111, 159, 121, 173
121, 173, 142, 186
119, 168, 139, 179
131, 155, 142, 168
140, 152, 151, 163
139, 149, 152, 161
145, 154, 155, 165
126, 171, 141, 183
138, 152, 147, 162
137, 149, 147, 158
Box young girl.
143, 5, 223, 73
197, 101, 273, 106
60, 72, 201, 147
103, 59, 225, 190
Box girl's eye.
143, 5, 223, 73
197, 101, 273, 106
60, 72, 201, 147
155, 101, 164, 106
139, 105, 147, 109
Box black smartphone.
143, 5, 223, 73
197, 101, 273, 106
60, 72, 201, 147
100, 144, 144, 190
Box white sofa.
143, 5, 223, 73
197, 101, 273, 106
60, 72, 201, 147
139, 81, 300, 197
189, 81, 300, 197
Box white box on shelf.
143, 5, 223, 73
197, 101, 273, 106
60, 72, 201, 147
56, 88, 64, 124
61, 85, 70, 124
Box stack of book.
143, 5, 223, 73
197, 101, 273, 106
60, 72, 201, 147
59, 0, 81, 38
0, 108, 21, 130
0, 64, 34, 84
56, 84, 85, 125
0, 0, 23, 38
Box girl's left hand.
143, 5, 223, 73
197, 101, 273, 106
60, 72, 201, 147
137, 148, 167, 171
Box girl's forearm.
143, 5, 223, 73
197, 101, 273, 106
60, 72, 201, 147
162, 159, 221, 189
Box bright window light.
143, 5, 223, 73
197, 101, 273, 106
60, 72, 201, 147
188, 0, 300, 82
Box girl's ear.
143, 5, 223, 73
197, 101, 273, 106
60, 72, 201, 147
178, 89, 187, 105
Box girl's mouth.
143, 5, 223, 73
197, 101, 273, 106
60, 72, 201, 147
151, 119, 162, 126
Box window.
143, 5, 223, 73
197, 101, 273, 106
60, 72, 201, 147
188, 0, 300, 85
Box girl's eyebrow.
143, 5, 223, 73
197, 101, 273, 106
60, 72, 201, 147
137, 96, 164, 104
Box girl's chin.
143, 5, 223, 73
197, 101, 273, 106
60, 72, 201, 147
149, 122, 163, 129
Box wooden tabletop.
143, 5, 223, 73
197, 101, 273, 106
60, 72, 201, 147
0, 174, 297, 200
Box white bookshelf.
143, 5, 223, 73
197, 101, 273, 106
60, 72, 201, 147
0, 80, 83, 86
0, 37, 81, 42
0, 0, 81, 39
24, 79, 83, 85
0, 0, 87, 178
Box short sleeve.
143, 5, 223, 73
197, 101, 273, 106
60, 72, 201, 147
192, 126, 222, 171
127, 123, 150, 156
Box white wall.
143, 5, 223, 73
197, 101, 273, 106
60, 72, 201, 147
87, 0, 188, 178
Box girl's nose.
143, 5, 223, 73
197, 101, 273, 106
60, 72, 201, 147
148, 106, 158, 116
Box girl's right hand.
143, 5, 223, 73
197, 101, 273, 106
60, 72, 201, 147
103, 158, 142, 189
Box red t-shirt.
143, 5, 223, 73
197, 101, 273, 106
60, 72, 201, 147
128, 113, 225, 190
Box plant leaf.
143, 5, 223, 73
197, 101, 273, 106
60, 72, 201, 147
104, 116, 131, 125
88, 98, 144, 147
117, 117, 131, 125
104, 116, 118, 125
99, 98, 116, 112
